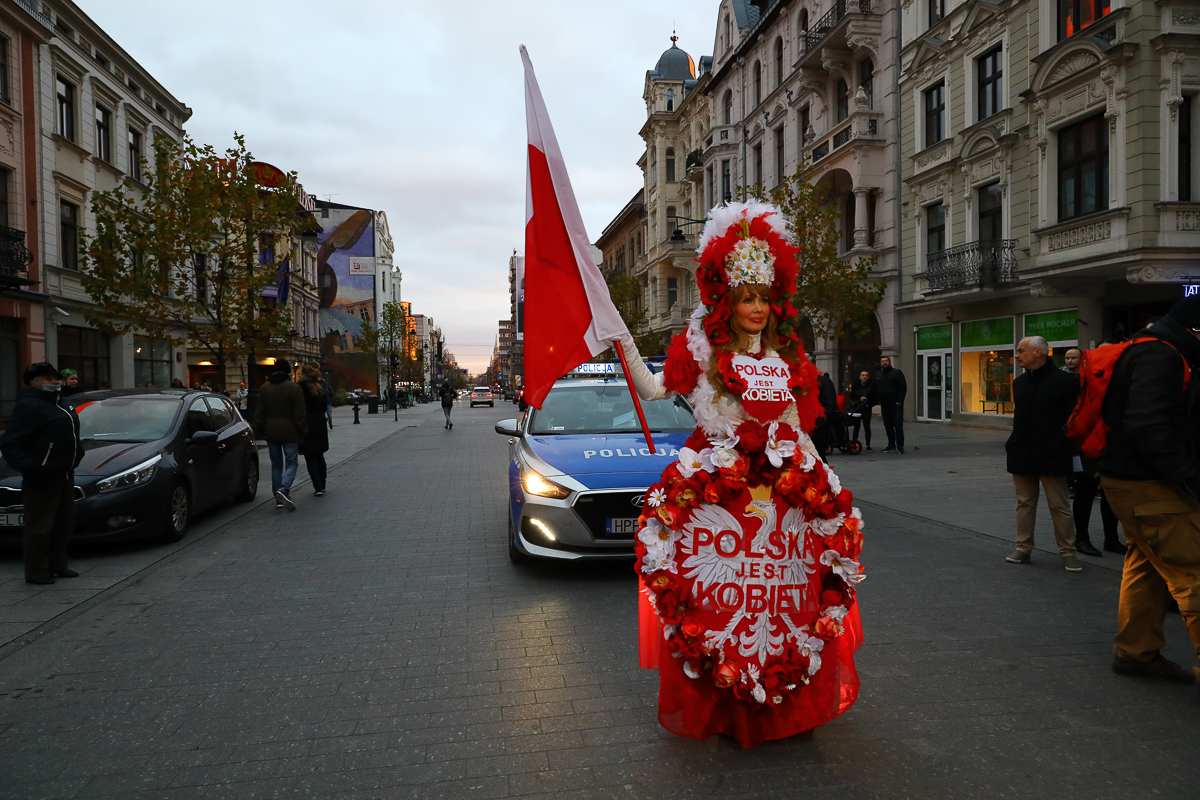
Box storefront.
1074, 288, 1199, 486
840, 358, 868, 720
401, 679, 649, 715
958, 317, 1015, 417
914, 323, 952, 422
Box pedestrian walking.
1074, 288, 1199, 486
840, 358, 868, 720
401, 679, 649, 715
170, 377, 184, 389
1072, 449, 1124, 556
1097, 297, 1200, 684
254, 359, 306, 511
1004, 336, 1082, 571
439, 381, 457, 429
876, 356, 907, 454
0, 363, 84, 584
847, 370, 876, 450
810, 370, 839, 462
58, 369, 79, 398
236, 382, 248, 411
297, 364, 329, 497
324, 382, 334, 430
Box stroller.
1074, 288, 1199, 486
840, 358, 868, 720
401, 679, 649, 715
816, 397, 864, 456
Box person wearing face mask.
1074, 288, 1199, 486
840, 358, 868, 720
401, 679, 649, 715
0, 363, 85, 584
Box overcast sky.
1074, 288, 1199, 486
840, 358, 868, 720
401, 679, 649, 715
87, 1, 716, 372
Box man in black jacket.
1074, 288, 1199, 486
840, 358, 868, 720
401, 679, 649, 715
1004, 336, 1082, 571
1100, 297, 1200, 684
0, 363, 85, 584
876, 356, 907, 454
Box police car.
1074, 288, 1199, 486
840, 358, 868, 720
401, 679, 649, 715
494, 362, 694, 563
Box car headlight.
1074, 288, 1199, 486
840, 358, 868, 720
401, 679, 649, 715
523, 469, 571, 499
96, 455, 162, 494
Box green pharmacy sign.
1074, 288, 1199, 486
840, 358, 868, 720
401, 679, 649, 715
960, 317, 1014, 349
916, 324, 952, 351
1024, 310, 1078, 343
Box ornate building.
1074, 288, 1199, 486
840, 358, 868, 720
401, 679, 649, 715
898, 0, 1200, 427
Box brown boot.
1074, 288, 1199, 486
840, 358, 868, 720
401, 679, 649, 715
1112, 653, 1196, 684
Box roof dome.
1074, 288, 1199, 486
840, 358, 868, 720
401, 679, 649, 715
654, 35, 696, 81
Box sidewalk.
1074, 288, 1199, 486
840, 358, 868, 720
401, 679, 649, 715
0, 404, 429, 653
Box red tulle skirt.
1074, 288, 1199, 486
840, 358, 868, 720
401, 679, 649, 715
638, 588, 863, 748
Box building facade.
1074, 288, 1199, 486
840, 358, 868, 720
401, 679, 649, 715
897, 0, 1200, 427
38, 0, 191, 391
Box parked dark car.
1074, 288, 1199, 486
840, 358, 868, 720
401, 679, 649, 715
0, 389, 259, 544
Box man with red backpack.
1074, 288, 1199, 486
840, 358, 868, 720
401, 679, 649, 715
1098, 296, 1200, 685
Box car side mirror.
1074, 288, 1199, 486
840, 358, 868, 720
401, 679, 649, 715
494, 419, 520, 437
187, 430, 218, 446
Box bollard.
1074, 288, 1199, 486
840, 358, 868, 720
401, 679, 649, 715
352, 401, 361, 424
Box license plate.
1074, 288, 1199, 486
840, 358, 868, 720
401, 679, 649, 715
2, 513, 23, 528
606, 517, 639, 536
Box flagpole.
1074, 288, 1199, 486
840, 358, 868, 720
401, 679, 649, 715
613, 341, 656, 453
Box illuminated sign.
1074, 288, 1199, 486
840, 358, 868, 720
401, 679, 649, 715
1184, 285, 1200, 297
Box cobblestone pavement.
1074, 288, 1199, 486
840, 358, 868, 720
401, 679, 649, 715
1, 403, 1198, 799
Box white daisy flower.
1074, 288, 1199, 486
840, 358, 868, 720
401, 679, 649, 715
646, 487, 667, 508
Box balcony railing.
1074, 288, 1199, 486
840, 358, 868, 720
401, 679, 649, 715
925, 240, 1018, 290
803, 0, 872, 51
808, 111, 882, 164
0, 224, 33, 281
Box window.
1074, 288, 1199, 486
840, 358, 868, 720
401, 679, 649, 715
836, 78, 850, 122
259, 233, 275, 266
194, 253, 207, 303
724, 15, 731, 51
0, 317, 19, 418
1058, 114, 1108, 221
205, 396, 236, 429
666, 206, 676, 236
721, 159, 732, 202
184, 397, 214, 436
56, 76, 75, 141
95, 105, 112, 162
127, 127, 142, 181
665, 148, 676, 182
707, 165, 715, 207
800, 104, 811, 144
723, 90, 733, 125
667, 277, 678, 309
0, 168, 8, 227
134, 336, 172, 389
924, 82, 946, 148
1182, 96, 1193, 203
0, 36, 9, 103
844, 193, 856, 251
774, 38, 784, 86
978, 182, 1003, 240
867, 193, 877, 247
926, 202, 946, 255
60, 201, 78, 270
754, 61, 762, 107
57, 326, 109, 392
859, 59, 874, 109
753, 143, 763, 190
666, 89, 674, 112
775, 127, 786, 186
1059, 0, 1111, 40
929, 0, 945, 26
799, 9, 809, 33
977, 46, 1003, 121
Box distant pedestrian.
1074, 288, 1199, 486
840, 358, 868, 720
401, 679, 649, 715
1004, 336, 1082, 571
1061, 347, 1081, 376
876, 356, 907, 454
298, 365, 329, 497
236, 382, 248, 411
810, 369, 839, 462
254, 358, 306, 511
439, 382, 457, 429
1072, 449, 1123, 557
58, 369, 79, 398
170, 377, 184, 389
847, 369, 876, 450
1099, 297, 1200, 684
0, 363, 84, 584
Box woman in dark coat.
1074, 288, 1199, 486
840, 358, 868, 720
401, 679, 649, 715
438, 382, 457, 429
847, 370, 877, 450
298, 364, 330, 496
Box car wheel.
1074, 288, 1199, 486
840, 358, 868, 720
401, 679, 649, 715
234, 455, 259, 502
508, 515, 529, 565
162, 482, 190, 542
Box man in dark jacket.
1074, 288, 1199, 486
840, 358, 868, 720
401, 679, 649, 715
254, 359, 307, 511
1004, 336, 1081, 571
810, 371, 840, 463
1, 363, 85, 584
1100, 297, 1200, 684
876, 356, 907, 454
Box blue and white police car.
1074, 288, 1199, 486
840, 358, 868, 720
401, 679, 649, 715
494, 362, 694, 563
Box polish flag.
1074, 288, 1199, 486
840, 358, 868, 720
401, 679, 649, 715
521, 46, 628, 409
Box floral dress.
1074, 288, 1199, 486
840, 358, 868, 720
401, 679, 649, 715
620, 315, 865, 749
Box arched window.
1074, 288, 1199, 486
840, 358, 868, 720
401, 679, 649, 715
650, 146, 656, 169
666, 89, 674, 112
859, 59, 875, 108
836, 78, 850, 122
723, 90, 733, 124
774, 37, 784, 85
753, 61, 762, 106
799, 9, 809, 32
666, 149, 676, 182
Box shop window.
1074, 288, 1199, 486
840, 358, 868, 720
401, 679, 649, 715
959, 318, 1014, 415
976, 46, 1002, 121
1058, 114, 1107, 221
924, 82, 945, 148
60, 201, 79, 270
0, 317, 19, 418
836, 78, 849, 122
57, 325, 109, 391
1059, 0, 1111, 40
134, 335, 172, 388
978, 182, 1003, 240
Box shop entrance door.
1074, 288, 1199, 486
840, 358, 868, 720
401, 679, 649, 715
917, 351, 953, 421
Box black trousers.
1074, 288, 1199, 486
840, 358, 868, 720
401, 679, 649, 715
304, 452, 327, 492
880, 403, 904, 449
1072, 472, 1121, 546
23, 472, 75, 580
850, 409, 872, 447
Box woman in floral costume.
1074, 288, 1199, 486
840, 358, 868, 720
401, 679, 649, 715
614, 201, 864, 748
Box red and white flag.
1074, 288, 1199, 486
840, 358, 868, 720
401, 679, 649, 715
521, 45, 628, 409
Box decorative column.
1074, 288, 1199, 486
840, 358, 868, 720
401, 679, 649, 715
853, 187, 871, 248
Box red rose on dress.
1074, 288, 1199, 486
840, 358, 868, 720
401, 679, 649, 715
762, 664, 790, 694
647, 572, 679, 594
814, 615, 842, 637
669, 484, 699, 508
655, 503, 681, 527
773, 423, 799, 443
718, 453, 750, 483
774, 468, 806, 497
664, 333, 701, 395
657, 587, 692, 624
680, 620, 705, 640
736, 420, 768, 453
704, 481, 723, 504
714, 660, 740, 688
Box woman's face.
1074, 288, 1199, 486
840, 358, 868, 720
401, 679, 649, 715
859, 371, 869, 385
732, 289, 769, 335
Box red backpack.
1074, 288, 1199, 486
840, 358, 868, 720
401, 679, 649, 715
1066, 336, 1190, 459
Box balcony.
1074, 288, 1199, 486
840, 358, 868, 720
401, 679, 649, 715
0, 224, 35, 288
925, 240, 1018, 290
802, 0, 873, 52
807, 110, 882, 165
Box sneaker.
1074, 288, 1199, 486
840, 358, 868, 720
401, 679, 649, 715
881, 446, 896, 454
1076, 540, 1103, 557
898, 448, 906, 455
314, 491, 324, 497
275, 490, 296, 512
1005, 549, 1031, 564
865, 445, 872, 451
1112, 653, 1196, 684
1063, 554, 1083, 572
